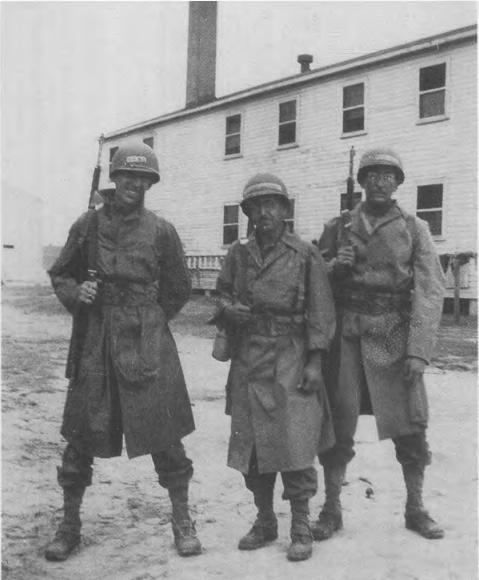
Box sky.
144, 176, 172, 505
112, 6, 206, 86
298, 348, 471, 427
1, 1, 477, 245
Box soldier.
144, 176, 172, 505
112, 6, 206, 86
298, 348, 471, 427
213, 174, 336, 561
313, 147, 446, 542
45, 141, 202, 560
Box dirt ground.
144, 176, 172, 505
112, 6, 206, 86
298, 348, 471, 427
2, 286, 477, 580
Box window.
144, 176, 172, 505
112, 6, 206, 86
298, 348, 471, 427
278, 100, 297, 146
223, 204, 239, 245
343, 83, 364, 133
225, 114, 242, 156
417, 184, 443, 236
340, 191, 362, 211
284, 199, 295, 232
419, 63, 446, 119
109, 147, 119, 163
143, 137, 154, 149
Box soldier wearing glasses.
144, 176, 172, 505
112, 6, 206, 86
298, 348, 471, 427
313, 147, 446, 542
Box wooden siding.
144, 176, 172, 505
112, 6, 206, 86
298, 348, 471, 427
101, 39, 477, 299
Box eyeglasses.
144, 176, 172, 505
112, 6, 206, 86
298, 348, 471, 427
366, 171, 396, 184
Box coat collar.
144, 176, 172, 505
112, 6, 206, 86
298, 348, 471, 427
350, 200, 405, 240
243, 226, 302, 270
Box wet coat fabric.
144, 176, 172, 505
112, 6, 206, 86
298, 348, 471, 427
318, 202, 445, 440
216, 230, 336, 474
49, 204, 195, 459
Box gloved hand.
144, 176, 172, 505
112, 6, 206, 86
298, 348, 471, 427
403, 356, 426, 387
335, 245, 355, 274
223, 303, 253, 326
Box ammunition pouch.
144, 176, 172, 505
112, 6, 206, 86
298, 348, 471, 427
338, 289, 411, 316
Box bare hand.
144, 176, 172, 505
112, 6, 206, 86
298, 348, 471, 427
223, 303, 253, 326
403, 356, 426, 388
299, 361, 324, 394
78, 281, 98, 305
337, 246, 355, 268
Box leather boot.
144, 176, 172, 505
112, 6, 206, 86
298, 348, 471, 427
287, 499, 313, 561
402, 465, 444, 540
238, 485, 278, 550
45, 487, 85, 561
311, 465, 345, 542
169, 486, 202, 556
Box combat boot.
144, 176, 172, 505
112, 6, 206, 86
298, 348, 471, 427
45, 486, 85, 561
287, 499, 313, 561
402, 465, 444, 540
169, 485, 202, 556
238, 484, 278, 550
311, 465, 345, 542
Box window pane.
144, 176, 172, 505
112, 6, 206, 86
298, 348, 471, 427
419, 90, 445, 118
279, 122, 296, 145
343, 107, 364, 133
225, 134, 241, 156
343, 83, 364, 108
226, 114, 241, 135
279, 101, 296, 123
223, 224, 239, 245
417, 210, 442, 236
417, 184, 443, 209
109, 147, 119, 162
143, 137, 154, 149
420, 63, 446, 91
286, 198, 295, 220
340, 191, 362, 211
224, 204, 239, 224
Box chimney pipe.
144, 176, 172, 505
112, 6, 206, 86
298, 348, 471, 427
186, 2, 217, 108
297, 54, 313, 73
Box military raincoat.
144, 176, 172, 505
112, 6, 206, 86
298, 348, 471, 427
318, 201, 445, 440
216, 230, 336, 474
49, 203, 194, 459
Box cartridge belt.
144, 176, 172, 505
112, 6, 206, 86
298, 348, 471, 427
339, 289, 411, 316
100, 280, 159, 306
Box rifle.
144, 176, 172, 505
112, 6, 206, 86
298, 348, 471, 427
339, 146, 356, 246
88, 134, 105, 210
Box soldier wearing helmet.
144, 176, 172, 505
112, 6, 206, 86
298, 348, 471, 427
212, 173, 336, 561
313, 147, 446, 543
45, 140, 202, 560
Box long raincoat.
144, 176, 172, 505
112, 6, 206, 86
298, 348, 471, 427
49, 203, 194, 459
318, 201, 445, 440
216, 229, 336, 474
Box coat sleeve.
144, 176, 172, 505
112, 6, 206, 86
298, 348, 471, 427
407, 217, 446, 362
305, 245, 336, 351
48, 213, 90, 315
157, 220, 192, 320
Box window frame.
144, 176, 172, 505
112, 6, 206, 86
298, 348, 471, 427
284, 198, 296, 232
224, 112, 243, 159
340, 79, 368, 139
416, 181, 445, 239
222, 202, 241, 246
416, 59, 450, 125
277, 97, 299, 150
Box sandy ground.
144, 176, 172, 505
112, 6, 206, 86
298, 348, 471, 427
1, 288, 477, 580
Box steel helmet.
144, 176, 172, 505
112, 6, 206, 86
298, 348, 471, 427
240, 173, 290, 216
357, 147, 405, 186
109, 140, 160, 184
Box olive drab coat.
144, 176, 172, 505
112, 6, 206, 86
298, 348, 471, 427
49, 203, 195, 459
216, 230, 336, 474
318, 201, 445, 440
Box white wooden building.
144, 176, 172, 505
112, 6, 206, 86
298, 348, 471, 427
101, 14, 477, 312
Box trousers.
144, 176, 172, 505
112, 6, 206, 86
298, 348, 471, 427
57, 441, 194, 490
243, 448, 318, 502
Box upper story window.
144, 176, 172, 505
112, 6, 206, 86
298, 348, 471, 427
223, 203, 239, 245
109, 146, 119, 174
343, 83, 365, 133
417, 184, 443, 236
419, 63, 446, 119
225, 114, 242, 156
340, 191, 362, 211
143, 137, 154, 149
278, 100, 297, 146
284, 199, 295, 232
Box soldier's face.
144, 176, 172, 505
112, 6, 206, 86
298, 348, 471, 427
113, 172, 153, 212
249, 195, 288, 233
364, 167, 398, 207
